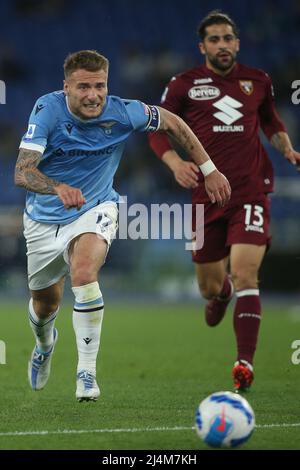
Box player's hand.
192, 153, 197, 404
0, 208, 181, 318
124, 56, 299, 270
204, 170, 231, 207
172, 160, 199, 189
54, 183, 86, 210
284, 148, 300, 171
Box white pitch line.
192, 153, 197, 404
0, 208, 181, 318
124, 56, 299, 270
0, 426, 192, 437
256, 423, 300, 429
0, 423, 300, 437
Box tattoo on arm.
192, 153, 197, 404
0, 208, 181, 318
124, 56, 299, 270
14, 149, 60, 194
271, 132, 292, 155
159, 110, 195, 154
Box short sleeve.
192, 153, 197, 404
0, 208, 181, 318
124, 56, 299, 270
160, 76, 185, 115
19, 97, 57, 154
124, 99, 161, 132
259, 74, 286, 139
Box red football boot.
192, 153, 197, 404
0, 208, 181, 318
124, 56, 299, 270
232, 360, 254, 392
205, 278, 234, 327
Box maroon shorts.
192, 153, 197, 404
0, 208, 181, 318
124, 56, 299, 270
192, 194, 271, 263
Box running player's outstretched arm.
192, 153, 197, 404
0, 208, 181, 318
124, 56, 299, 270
259, 74, 300, 170
157, 106, 231, 206
270, 132, 300, 170
15, 148, 86, 209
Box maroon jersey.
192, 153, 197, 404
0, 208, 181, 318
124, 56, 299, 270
149, 63, 286, 204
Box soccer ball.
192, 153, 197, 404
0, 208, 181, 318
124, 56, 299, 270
195, 391, 255, 448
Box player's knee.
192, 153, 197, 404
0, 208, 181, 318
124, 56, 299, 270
72, 281, 102, 303
231, 269, 258, 290
198, 280, 223, 300
71, 265, 97, 287
32, 298, 60, 318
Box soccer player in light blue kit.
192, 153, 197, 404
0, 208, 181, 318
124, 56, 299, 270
15, 50, 231, 401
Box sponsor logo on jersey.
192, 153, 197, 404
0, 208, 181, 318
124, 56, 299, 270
245, 224, 264, 233
239, 80, 253, 95
188, 85, 220, 100
193, 78, 213, 85
65, 123, 73, 134
34, 103, 45, 114
213, 125, 244, 132
25, 124, 36, 139
53, 146, 116, 157
35, 103, 45, 114
212, 95, 244, 132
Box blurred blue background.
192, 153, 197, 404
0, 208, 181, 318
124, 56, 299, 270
0, 0, 299, 298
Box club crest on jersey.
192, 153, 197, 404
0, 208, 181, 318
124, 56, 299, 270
99, 121, 116, 135
188, 85, 220, 100
239, 80, 253, 95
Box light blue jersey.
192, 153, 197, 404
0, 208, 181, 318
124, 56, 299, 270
19, 91, 160, 224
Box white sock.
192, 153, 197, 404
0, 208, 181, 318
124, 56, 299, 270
28, 298, 58, 353
72, 296, 104, 376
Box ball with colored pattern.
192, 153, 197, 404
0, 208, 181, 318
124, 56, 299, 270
195, 391, 255, 448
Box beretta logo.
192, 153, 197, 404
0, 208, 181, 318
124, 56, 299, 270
188, 85, 220, 100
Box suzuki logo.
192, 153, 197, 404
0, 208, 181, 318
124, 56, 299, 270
213, 95, 243, 125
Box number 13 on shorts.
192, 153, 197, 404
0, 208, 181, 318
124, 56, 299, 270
243, 204, 264, 228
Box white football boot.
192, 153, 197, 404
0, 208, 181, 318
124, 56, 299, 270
76, 370, 100, 402
28, 328, 58, 390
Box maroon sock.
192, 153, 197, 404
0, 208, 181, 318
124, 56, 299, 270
218, 275, 232, 300
233, 289, 261, 365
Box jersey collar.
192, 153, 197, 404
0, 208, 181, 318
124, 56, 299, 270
203, 62, 239, 79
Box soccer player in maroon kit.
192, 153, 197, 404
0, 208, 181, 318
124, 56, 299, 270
149, 10, 300, 391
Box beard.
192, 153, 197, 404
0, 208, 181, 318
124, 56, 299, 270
208, 52, 236, 72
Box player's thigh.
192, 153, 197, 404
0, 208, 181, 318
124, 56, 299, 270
66, 201, 118, 284
230, 244, 266, 286
69, 232, 108, 281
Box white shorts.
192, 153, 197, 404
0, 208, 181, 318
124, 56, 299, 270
24, 201, 118, 291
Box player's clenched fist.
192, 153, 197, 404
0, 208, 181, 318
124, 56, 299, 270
204, 170, 231, 207
54, 183, 86, 209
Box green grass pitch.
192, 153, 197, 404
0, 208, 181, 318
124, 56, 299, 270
0, 301, 300, 450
